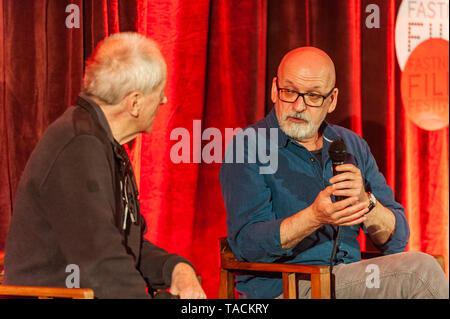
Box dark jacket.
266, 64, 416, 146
4, 95, 193, 298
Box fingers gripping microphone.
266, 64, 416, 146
328, 140, 347, 202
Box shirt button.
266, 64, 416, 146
310, 158, 315, 162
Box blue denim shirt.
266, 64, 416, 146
219, 110, 409, 299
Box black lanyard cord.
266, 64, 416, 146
329, 225, 340, 299
113, 144, 140, 230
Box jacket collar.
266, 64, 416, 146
76, 94, 117, 145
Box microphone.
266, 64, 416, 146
328, 140, 347, 202
327, 140, 347, 299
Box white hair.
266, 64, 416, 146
278, 111, 321, 141
82, 32, 167, 105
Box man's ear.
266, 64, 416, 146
124, 92, 141, 117
327, 88, 338, 114
271, 77, 278, 103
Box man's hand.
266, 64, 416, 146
329, 164, 368, 204
310, 184, 369, 227
327, 164, 396, 246
169, 262, 206, 299
280, 182, 369, 249
281, 164, 369, 249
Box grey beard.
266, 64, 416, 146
279, 112, 320, 141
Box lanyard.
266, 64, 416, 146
113, 144, 140, 230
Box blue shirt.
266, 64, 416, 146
219, 109, 409, 299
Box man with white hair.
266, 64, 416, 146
4, 33, 206, 299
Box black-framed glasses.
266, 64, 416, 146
276, 77, 335, 107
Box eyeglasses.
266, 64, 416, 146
276, 77, 335, 107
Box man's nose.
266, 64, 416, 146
292, 96, 307, 112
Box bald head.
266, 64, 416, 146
277, 47, 336, 91
271, 47, 339, 145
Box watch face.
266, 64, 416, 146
370, 193, 376, 205
367, 192, 376, 212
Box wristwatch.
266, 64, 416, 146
367, 192, 377, 213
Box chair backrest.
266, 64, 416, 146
220, 237, 237, 264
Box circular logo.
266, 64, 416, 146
400, 38, 449, 131
395, 0, 449, 71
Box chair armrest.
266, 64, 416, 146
0, 285, 94, 299
221, 255, 329, 275
220, 237, 329, 275
221, 252, 330, 298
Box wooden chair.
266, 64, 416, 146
219, 237, 446, 299
218, 237, 331, 299
0, 251, 93, 299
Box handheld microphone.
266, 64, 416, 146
328, 140, 347, 202
327, 139, 347, 299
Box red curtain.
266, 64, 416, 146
0, 0, 131, 254
135, 0, 267, 297
0, 0, 448, 298
0, 0, 85, 254
267, 0, 448, 278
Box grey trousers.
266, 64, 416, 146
279, 252, 449, 299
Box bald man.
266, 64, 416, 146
219, 47, 449, 299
